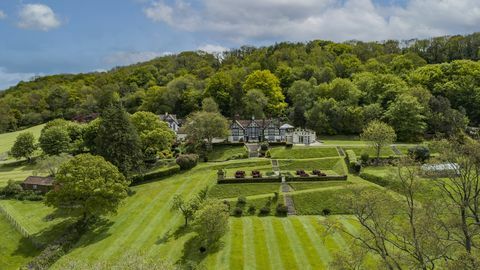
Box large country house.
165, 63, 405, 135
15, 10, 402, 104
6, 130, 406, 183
159, 114, 316, 145
229, 118, 316, 144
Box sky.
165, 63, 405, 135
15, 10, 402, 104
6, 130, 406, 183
0, 0, 479, 90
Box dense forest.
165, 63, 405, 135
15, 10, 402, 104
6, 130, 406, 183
2, 32, 480, 141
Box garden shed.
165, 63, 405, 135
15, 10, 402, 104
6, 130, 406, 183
21, 176, 55, 194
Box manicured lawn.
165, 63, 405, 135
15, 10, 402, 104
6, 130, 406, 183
279, 158, 345, 175
289, 181, 352, 191
0, 124, 44, 156
0, 215, 38, 270
342, 146, 396, 157
0, 159, 364, 268
200, 216, 358, 269
207, 145, 247, 161
320, 135, 366, 146
362, 166, 396, 178
270, 146, 339, 159
209, 183, 280, 199
292, 186, 381, 215
0, 200, 72, 244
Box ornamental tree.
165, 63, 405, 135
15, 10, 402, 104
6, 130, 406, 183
183, 111, 229, 149
10, 132, 37, 162
361, 120, 396, 165
45, 154, 129, 223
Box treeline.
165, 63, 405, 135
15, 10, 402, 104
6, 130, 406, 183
1, 33, 480, 140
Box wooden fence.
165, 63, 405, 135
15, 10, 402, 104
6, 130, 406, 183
0, 203, 44, 249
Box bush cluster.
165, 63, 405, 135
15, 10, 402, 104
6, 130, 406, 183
175, 154, 199, 170
345, 150, 361, 173
0, 180, 44, 201
276, 204, 288, 216
408, 146, 430, 162
131, 165, 180, 185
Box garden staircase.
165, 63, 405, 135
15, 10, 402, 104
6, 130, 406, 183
245, 143, 260, 158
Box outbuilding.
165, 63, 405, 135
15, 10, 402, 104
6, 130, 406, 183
21, 176, 54, 194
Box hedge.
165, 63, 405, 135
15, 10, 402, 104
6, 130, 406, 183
286, 175, 348, 182
345, 150, 357, 164
217, 177, 282, 184
358, 172, 389, 187
131, 165, 181, 185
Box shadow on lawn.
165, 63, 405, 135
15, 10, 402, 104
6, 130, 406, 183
156, 225, 191, 245
177, 235, 224, 268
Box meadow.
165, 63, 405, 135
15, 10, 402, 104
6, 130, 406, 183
0, 215, 38, 270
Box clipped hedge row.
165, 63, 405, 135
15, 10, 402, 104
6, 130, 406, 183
217, 177, 282, 184
286, 175, 348, 182
358, 172, 390, 187
345, 150, 361, 173
131, 165, 181, 185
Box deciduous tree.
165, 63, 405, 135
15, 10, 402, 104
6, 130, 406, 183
10, 132, 37, 162
361, 120, 396, 164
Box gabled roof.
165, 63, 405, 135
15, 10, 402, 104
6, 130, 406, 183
232, 118, 283, 129
159, 113, 179, 124
23, 176, 54, 186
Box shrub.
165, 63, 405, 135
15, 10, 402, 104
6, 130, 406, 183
248, 205, 256, 215
131, 165, 180, 184
346, 150, 360, 173
175, 154, 199, 170
276, 204, 288, 216
273, 192, 279, 202
285, 143, 293, 149
265, 150, 271, 158
322, 208, 331, 216
237, 196, 247, 205
259, 206, 270, 215
408, 146, 430, 163
233, 207, 243, 216
360, 153, 369, 163
260, 143, 269, 151
1, 180, 23, 197
359, 172, 389, 187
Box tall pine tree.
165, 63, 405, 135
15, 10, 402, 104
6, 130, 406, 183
95, 103, 143, 176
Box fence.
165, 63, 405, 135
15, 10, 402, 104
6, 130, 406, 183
0, 203, 44, 249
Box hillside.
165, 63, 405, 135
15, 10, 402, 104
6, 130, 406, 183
1, 33, 480, 142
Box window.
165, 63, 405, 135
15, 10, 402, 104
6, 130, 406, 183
33, 184, 37, 190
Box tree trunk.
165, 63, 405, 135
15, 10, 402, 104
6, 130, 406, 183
376, 146, 381, 166
461, 207, 472, 253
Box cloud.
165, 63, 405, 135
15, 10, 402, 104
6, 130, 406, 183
142, 0, 480, 42
197, 44, 228, 53
104, 51, 171, 66
17, 4, 61, 31
0, 67, 36, 90
0, 10, 6, 19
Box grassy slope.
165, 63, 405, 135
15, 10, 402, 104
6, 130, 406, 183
209, 183, 281, 199
207, 145, 247, 161
270, 146, 339, 159
0, 124, 44, 154
0, 215, 38, 270
0, 158, 370, 268
0, 162, 38, 187
278, 158, 344, 175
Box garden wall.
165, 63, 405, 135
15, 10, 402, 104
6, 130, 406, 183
286, 175, 348, 182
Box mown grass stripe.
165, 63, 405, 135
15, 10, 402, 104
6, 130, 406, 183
67, 181, 178, 262
229, 218, 244, 270
307, 217, 342, 254
97, 173, 198, 261
271, 218, 298, 270
214, 221, 233, 270
141, 172, 215, 257
261, 218, 284, 270
251, 217, 271, 270
242, 218, 256, 270
290, 217, 329, 269
297, 216, 333, 266
281, 218, 316, 270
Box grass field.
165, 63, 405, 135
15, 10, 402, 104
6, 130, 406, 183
0, 215, 38, 270
289, 181, 352, 191
207, 145, 248, 161
278, 158, 345, 175
342, 146, 396, 157
270, 146, 339, 159
0, 159, 366, 268
209, 183, 280, 199
0, 124, 44, 155
0, 161, 38, 187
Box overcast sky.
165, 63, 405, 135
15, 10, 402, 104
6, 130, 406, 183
1, 0, 479, 89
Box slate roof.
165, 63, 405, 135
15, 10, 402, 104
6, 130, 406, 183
159, 113, 179, 124
232, 119, 286, 129
23, 176, 54, 186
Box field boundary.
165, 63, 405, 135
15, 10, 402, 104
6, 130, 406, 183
0, 202, 43, 248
